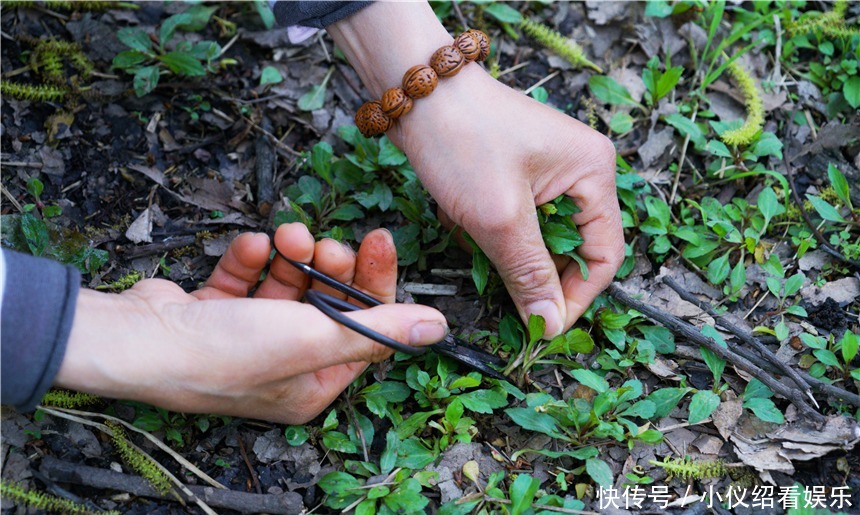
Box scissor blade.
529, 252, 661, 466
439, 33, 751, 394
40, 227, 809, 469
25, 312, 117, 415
430, 335, 508, 381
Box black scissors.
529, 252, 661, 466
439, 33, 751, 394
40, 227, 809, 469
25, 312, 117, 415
278, 252, 508, 381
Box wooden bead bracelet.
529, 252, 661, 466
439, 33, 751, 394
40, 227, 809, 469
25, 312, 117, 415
355, 29, 490, 138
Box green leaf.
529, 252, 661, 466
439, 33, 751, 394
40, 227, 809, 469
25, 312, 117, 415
380, 430, 399, 475
318, 471, 363, 509
619, 399, 656, 419
158, 51, 206, 76
484, 2, 523, 24
298, 84, 327, 112
530, 86, 549, 104
361, 381, 410, 417
459, 389, 508, 414
636, 429, 664, 444
701, 347, 726, 385
806, 194, 846, 223
541, 221, 584, 254
743, 378, 774, 399
396, 437, 436, 469
813, 349, 841, 369
471, 244, 490, 295
645, 196, 671, 226
844, 76, 860, 109
827, 163, 851, 208
378, 135, 407, 166
609, 112, 634, 134
743, 397, 784, 424
133, 66, 160, 97
505, 407, 565, 439
112, 50, 149, 70
707, 253, 730, 285
588, 75, 638, 106
585, 458, 613, 489
159, 12, 193, 47
841, 331, 858, 364
757, 187, 785, 227
688, 390, 720, 424
570, 369, 609, 393
644, 0, 673, 17
330, 203, 364, 221
509, 474, 540, 515
706, 139, 732, 158
260, 65, 283, 86
783, 273, 805, 297
21, 213, 49, 256
638, 325, 675, 354
785, 305, 807, 317
117, 27, 152, 53
178, 5, 218, 32
383, 478, 428, 513
528, 314, 546, 345
445, 398, 464, 427
396, 410, 442, 440
750, 131, 783, 160
664, 113, 705, 149
25, 177, 43, 198
284, 425, 309, 446
254, 0, 276, 29
322, 431, 358, 454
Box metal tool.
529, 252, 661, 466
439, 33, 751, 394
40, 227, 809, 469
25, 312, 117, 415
280, 253, 508, 381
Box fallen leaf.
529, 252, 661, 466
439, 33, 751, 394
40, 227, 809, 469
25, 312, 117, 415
711, 395, 742, 441
125, 207, 154, 244
801, 277, 860, 306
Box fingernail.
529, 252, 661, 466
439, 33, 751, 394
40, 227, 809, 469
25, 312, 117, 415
409, 321, 449, 345
527, 300, 563, 338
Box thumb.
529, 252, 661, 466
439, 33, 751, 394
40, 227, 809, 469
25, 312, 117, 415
322, 303, 449, 365
471, 205, 567, 338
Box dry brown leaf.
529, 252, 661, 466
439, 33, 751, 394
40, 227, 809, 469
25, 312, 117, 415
711, 395, 742, 441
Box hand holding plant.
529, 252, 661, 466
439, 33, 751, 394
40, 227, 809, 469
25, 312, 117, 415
54, 223, 448, 424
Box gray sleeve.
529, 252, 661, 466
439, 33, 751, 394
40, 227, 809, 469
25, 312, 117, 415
272, 1, 372, 29
1, 249, 80, 411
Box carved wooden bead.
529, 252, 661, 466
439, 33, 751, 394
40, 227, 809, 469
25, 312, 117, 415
381, 87, 413, 119
429, 45, 466, 78
355, 101, 391, 137
467, 29, 490, 61
454, 31, 482, 62
402, 65, 438, 98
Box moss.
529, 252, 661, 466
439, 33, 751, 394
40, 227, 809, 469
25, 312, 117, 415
0, 82, 69, 102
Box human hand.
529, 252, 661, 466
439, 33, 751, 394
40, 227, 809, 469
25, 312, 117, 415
328, 2, 624, 337
55, 224, 448, 424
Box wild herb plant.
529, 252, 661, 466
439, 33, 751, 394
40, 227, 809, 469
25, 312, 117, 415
112, 5, 225, 97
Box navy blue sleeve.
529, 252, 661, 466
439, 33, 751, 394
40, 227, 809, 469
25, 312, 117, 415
1, 249, 80, 411
272, 1, 372, 29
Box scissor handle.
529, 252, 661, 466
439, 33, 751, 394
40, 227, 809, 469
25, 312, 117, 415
304, 290, 426, 356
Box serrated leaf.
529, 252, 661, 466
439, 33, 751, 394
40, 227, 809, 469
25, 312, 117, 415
688, 390, 720, 424
589, 75, 638, 106
585, 458, 613, 489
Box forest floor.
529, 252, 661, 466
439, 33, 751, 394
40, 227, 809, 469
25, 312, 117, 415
2, 1, 860, 514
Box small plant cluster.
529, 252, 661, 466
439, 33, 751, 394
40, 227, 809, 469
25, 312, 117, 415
4, 0, 132, 11
40, 389, 101, 409
0, 480, 112, 514
112, 4, 228, 97
106, 421, 173, 495
278, 127, 442, 267
788, 0, 859, 40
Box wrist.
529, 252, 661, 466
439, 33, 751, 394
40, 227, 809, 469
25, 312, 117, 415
327, 1, 453, 98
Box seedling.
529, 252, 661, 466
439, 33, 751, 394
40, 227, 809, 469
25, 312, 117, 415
112, 5, 225, 97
